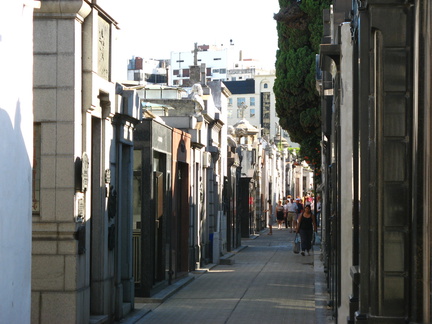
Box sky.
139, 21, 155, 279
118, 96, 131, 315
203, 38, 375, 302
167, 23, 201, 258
110, 0, 280, 70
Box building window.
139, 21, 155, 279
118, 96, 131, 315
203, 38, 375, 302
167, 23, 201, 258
237, 97, 246, 107
250, 108, 255, 118
228, 108, 233, 118
220, 68, 226, 74
214, 58, 221, 60
250, 97, 255, 106
134, 71, 143, 81
32, 123, 41, 214
182, 69, 189, 77
207, 68, 212, 76
213, 69, 220, 73
228, 98, 233, 106
264, 83, 268, 88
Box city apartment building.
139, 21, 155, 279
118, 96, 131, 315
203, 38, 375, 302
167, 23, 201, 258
169, 43, 268, 86
127, 57, 168, 84
224, 74, 279, 141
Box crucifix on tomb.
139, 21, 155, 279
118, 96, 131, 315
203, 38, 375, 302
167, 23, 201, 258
193, 42, 198, 66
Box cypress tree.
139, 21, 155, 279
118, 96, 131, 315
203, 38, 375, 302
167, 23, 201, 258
274, 0, 331, 177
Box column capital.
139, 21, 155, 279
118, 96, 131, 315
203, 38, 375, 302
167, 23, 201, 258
36, 0, 91, 22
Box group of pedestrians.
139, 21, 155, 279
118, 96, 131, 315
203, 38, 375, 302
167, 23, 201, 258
265, 195, 319, 256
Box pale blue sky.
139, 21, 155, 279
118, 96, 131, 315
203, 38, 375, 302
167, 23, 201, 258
112, 0, 280, 69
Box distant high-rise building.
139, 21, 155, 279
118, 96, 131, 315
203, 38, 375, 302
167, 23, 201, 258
169, 43, 270, 86
224, 74, 281, 142
127, 56, 169, 84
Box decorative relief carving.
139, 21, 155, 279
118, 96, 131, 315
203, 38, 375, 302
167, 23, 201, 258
98, 16, 110, 79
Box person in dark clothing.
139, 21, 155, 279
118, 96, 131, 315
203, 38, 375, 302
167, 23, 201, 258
295, 197, 304, 216
296, 205, 317, 256
275, 200, 285, 229
295, 197, 304, 228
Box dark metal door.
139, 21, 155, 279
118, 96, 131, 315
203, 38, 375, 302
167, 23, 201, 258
154, 171, 164, 282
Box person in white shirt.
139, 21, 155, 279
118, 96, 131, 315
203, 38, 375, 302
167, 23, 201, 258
284, 198, 298, 233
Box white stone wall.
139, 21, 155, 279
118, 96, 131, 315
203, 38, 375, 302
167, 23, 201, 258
338, 22, 354, 324
32, 2, 91, 322
0, 2, 34, 323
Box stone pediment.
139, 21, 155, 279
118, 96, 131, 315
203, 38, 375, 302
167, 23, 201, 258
142, 99, 204, 117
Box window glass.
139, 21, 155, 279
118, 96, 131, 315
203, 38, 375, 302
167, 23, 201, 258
237, 97, 246, 107
228, 108, 233, 118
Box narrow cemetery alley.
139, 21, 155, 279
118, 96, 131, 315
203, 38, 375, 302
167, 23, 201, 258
120, 227, 333, 324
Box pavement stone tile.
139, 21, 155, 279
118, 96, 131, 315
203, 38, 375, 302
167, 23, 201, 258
120, 228, 334, 324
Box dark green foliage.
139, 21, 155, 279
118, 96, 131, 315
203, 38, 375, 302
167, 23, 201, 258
274, 0, 331, 175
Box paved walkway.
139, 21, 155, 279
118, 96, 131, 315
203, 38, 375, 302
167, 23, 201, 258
120, 227, 334, 324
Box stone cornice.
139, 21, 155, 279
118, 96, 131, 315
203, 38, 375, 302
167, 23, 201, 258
35, 0, 91, 22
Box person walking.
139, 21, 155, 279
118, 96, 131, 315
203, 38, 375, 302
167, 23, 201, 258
276, 200, 285, 230
316, 196, 322, 227
296, 205, 317, 256
285, 198, 297, 233
283, 199, 289, 229
265, 200, 274, 235
283, 195, 292, 228
295, 197, 304, 224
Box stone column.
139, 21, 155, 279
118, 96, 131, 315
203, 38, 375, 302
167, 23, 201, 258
33, 2, 91, 323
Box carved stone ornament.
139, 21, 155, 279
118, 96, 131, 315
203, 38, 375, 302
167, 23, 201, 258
98, 16, 110, 80
81, 152, 89, 191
